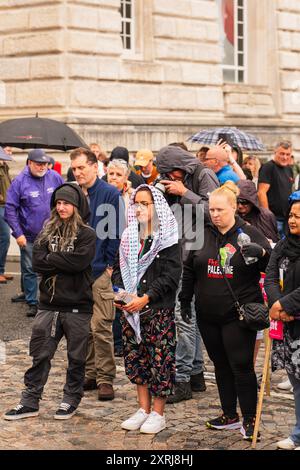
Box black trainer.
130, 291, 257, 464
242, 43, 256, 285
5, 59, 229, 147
4, 404, 39, 421
54, 403, 77, 420
166, 382, 192, 404
206, 414, 241, 430
240, 418, 261, 441
26, 304, 38, 317
11, 293, 26, 303
190, 372, 206, 392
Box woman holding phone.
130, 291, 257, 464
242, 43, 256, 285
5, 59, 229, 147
112, 185, 181, 434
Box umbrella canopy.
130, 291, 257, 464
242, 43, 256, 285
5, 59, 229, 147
188, 127, 264, 151
0, 116, 88, 151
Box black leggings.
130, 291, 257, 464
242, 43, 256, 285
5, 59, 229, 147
198, 318, 257, 420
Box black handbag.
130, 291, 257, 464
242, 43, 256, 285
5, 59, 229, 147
217, 258, 270, 331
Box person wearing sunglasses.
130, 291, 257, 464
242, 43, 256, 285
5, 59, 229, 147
237, 180, 279, 244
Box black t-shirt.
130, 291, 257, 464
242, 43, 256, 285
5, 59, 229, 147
258, 160, 294, 219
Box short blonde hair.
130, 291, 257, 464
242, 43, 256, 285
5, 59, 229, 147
209, 181, 240, 208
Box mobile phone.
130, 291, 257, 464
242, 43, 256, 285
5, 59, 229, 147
114, 299, 127, 306
218, 133, 235, 148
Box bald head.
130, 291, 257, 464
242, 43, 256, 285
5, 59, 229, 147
206, 147, 228, 163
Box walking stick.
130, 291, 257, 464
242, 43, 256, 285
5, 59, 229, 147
252, 334, 272, 449
264, 329, 271, 396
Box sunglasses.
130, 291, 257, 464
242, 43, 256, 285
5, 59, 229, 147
237, 199, 250, 205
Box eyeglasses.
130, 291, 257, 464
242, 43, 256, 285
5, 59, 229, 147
132, 202, 154, 210
237, 199, 250, 205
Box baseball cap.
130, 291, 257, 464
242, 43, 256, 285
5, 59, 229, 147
0, 146, 13, 161
135, 149, 154, 167
27, 148, 50, 163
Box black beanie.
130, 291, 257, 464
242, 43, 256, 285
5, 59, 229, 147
110, 146, 129, 163
54, 185, 79, 208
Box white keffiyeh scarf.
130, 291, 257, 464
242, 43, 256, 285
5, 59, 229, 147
119, 185, 179, 342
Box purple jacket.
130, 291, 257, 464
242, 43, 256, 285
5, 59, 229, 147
5, 167, 64, 242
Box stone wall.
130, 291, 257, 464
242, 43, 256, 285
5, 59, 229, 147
0, 0, 300, 157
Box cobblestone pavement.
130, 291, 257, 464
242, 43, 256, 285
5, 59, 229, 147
0, 264, 296, 451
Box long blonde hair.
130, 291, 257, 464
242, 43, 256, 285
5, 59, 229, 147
36, 206, 86, 252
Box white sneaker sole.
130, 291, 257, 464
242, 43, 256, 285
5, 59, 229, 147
240, 426, 261, 441
4, 411, 39, 421
140, 423, 166, 434
54, 410, 76, 420
206, 421, 241, 430
121, 422, 146, 431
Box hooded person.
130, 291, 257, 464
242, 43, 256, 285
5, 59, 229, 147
154, 145, 219, 404
155, 145, 219, 211
4, 183, 97, 422
112, 185, 182, 434
237, 180, 279, 243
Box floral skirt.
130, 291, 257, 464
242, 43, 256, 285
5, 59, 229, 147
272, 326, 300, 380
121, 308, 176, 397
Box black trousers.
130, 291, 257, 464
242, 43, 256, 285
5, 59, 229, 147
21, 309, 91, 409
198, 318, 257, 420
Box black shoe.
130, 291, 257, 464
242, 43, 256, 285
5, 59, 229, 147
4, 404, 39, 421
206, 414, 241, 430
11, 293, 26, 303
114, 349, 123, 357
190, 372, 206, 392
54, 403, 77, 420
166, 382, 192, 404
26, 305, 37, 317
83, 378, 97, 391
240, 417, 261, 441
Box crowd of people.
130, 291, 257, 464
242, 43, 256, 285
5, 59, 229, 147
0, 138, 300, 447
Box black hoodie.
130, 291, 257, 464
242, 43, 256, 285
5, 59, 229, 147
180, 217, 271, 323
237, 180, 279, 243
32, 183, 96, 313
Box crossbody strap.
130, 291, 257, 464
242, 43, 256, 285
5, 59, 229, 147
216, 255, 241, 313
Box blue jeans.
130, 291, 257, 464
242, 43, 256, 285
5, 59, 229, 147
0, 206, 10, 275
288, 373, 300, 445
20, 242, 38, 305
276, 219, 286, 239
174, 281, 204, 383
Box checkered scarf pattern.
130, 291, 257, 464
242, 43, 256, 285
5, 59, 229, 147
119, 185, 179, 343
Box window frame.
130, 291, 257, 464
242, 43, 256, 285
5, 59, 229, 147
218, 0, 248, 84
120, 0, 136, 54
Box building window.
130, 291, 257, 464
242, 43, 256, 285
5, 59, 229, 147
218, 0, 247, 83
121, 0, 135, 51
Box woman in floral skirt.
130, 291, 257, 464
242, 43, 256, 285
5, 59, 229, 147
113, 185, 181, 434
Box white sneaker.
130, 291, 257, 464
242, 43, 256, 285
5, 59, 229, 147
277, 379, 293, 392
276, 437, 296, 450
121, 408, 149, 431
295, 447, 300, 450
140, 411, 166, 434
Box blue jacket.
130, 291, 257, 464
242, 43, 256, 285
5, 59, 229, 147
216, 165, 240, 185
5, 167, 64, 242
87, 177, 124, 279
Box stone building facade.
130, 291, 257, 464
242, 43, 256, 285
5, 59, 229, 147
0, 0, 300, 157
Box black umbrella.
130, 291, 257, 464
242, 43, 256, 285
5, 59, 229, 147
0, 115, 88, 151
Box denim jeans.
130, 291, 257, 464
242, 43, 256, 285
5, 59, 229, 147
0, 206, 10, 275
174, 280, 204, 383
288, 373, 300, 445
20, 242, 38, 305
